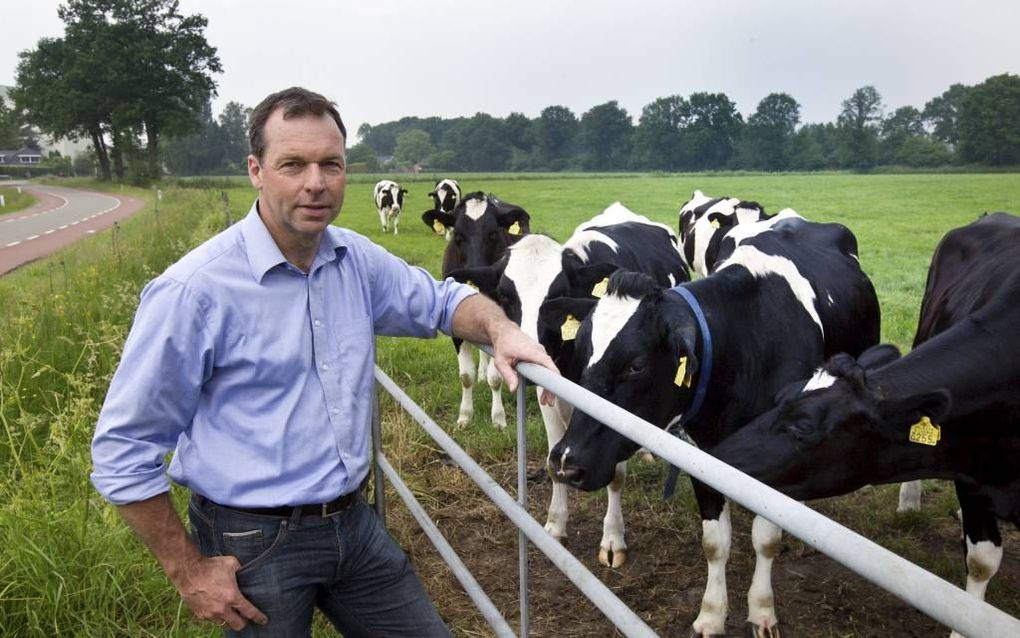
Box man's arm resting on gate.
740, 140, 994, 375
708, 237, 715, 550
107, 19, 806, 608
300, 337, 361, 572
116, 494, 267, 629
450, 293, 558, 402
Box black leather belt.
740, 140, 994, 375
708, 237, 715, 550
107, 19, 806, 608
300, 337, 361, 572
221, 491, 357, 518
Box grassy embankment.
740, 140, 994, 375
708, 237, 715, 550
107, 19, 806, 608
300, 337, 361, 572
1, 173, 1018, 635
0, 187, 37, 216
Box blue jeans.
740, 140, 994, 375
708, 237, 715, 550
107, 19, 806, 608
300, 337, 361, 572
188, 493, 451, 637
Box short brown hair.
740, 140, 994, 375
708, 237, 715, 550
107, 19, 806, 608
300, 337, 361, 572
248, 87, 347, 159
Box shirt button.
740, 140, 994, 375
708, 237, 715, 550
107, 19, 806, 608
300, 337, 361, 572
331, 408, 339, 415
321, 364, 329, 371
314, 319, 321, 327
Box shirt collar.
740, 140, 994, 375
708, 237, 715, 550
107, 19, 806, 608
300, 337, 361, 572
241, 200, 347, 283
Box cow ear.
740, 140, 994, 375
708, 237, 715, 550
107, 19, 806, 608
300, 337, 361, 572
446, 265, 502, 297
540, 297, 598, 341
706, 212, 737, 232
568, 262, 620, 298
659, 301, 700, 386
400, 189, 408, 196
875, 388, 952, 433
421, 209, 455, 233
496, 206, 531, 236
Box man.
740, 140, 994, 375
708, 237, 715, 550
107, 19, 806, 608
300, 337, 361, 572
91, 87, 558, 636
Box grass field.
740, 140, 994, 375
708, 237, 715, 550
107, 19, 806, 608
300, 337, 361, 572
0, 186, 37, 216
1, 172, 1018, 636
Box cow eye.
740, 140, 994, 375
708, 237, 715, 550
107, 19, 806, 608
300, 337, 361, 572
621, 358, 647, 379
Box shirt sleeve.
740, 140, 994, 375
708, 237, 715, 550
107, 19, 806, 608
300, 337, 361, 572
90, 276, 215, 505
362, 240, 477, 338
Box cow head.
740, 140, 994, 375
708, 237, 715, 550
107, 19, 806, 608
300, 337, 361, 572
429, 178, 462, 213
440, 193, 530, 271
709, 344, 955, 501
546, 272, 702, 490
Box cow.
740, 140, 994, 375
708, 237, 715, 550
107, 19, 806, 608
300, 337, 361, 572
373, 179, 407, 234
709, 212, 1020, 635
429, 178, 462, 214
545, 214, 881, 637
446, 202, 690, 567
422, 192, 531, 428
677, 189, 775, 276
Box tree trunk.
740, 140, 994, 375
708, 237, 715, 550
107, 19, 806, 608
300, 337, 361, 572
109, 124, 126, 180
91, 128, 112, 181
145, 118, 160, 180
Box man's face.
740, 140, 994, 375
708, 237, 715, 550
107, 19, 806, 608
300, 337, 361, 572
247, 109, 346, 248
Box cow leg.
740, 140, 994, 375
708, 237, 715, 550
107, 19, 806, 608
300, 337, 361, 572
379, 208, 388, 233
746, 515, 782, 638
950, 482, 1003, 638
484, 353, 507, 429
898, 480, 923, 512
456, 341, 475, 427
540, 394, 571, 542
691, 484, 731, 637
599, 461, 628, 568
392, 211, 400, 235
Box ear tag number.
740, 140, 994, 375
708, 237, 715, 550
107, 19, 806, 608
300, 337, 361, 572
674, 356, 692, 388
591, 277, 609, 298
508, 221, 521, 236
560, 315, 580, 341
710, 219, 721, 229
433, 220, 446, 235
908, 416, 941, 446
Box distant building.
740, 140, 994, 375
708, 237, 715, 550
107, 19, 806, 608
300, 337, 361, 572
0, 85, 91, 159
0, 147, 43, 165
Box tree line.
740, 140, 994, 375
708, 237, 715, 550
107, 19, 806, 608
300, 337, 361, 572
356, 76, 1020, 173
6, 0, 1019, 179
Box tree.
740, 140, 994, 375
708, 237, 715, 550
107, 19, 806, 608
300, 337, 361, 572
532, 105, 578, 169
880, 105, 926, 164
161, 101, 227, 175
0, 97, 20, 149
393, 129, 434, 167
346, 142, 380, 172
923, 83, 970, 147
16, 0, 222, 181
683, 92, 744, 170
837, 86, 883, 168
631, 95, 690, 170
738, 93, 801, 170
578, 101, 633, 170
440, 114, 511, 171
218, 101, 250, 172
957, 73, 1020, 166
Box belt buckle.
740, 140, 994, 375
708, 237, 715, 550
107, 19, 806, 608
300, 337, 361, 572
322, 494, 346, 517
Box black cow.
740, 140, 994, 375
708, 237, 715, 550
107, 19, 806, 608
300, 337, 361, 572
374, 179, 407, 234
447, 202, 690, 567
710, 212, 1020, 622
546, 215, 881, 637
423, 192, 530, 428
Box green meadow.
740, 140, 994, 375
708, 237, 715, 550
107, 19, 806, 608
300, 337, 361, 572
1, 173, 1019, 635
0, 186, 37, 216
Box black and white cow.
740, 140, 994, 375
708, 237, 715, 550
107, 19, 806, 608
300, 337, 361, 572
429, 178, 462, 214
678, 189, 796, 276
710, 213, 1020, 634
374, 179, 407, 234
424, 192, 531, 428
447, 202, 690, 567
546, 214, 881, 637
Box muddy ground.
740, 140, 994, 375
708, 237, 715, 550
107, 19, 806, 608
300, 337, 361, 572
384, 452, 1020, 638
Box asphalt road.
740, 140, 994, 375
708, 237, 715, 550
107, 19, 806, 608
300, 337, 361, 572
0, 182, 145, 275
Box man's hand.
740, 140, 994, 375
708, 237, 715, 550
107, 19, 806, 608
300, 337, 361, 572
451, 294, 560, 404
174, 554, 267, 631
116, 494, 268, 631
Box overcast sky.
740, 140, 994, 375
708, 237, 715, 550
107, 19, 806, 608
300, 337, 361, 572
3, 0, 1019, 143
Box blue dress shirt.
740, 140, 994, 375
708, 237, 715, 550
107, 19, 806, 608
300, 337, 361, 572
91, 202, 475, 507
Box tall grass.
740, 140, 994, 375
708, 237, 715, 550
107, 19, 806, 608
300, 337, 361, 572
1, 173, 1018, 635
0, 187, 37, 216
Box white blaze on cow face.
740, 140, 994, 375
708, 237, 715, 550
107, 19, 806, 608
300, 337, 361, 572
587, 293, 643, 369
465, 197, 488, 220
803, 368, 837, 392
504, 235, 564, 340
719, 244, 825, 337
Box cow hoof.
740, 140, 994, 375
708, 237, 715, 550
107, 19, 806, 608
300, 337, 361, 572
689, 629, 726, 638
599, 546, 627, 568
456, 417, 471, 428
745, 621, 780, 638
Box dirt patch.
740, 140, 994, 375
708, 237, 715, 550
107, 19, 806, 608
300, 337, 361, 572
385, 454, 1020, 637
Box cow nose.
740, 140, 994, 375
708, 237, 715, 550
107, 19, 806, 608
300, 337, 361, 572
547, 453, 585, 487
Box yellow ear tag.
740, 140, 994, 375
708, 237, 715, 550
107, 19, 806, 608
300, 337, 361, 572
508, 221, 521, 236
710, 219, 721, 229
908, 416, 941, 446
466, 280, 479, 291
674, 356, 690, 388
433, 220, 446, 235
560, 315, 580, 341
591, 277, 609, 298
